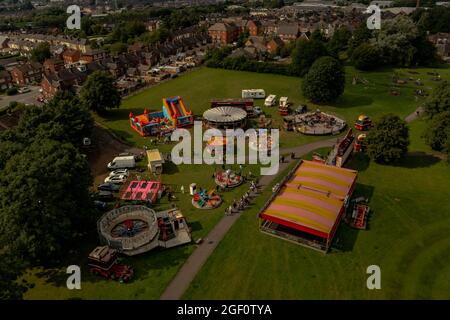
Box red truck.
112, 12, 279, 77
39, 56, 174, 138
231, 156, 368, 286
88, 246, 134, 283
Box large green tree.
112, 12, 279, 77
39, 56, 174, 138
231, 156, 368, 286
0, 138, 93, 263
17, 92, 93, 146
0, 252, 29, 300
327, 26, 351, 58
291, 38, 328, 76
301, 56, 345, 103
375, 15, 419, 67
424, 81, 450, 118
80, 71, 121, 113
424, 110, 450, 152
30, 42, 51, 63
366, 114, 410, 163
351, 43, 381, 71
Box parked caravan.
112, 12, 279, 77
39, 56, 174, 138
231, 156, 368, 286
242, 89, 266, 99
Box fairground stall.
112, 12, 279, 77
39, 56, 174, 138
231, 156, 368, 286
259, 160, 358, 252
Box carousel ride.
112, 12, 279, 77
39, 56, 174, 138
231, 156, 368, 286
214, 169, 244, 189
295, 110, 346, 135
192, 189, 223, 209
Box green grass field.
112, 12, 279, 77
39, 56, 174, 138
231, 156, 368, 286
23, 66, 450, 299
183, 119, 450, 299
96, 66, 449, 150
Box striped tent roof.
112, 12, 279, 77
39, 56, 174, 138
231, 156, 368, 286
260, 160, 358, 239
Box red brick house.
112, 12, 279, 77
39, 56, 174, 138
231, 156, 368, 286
208, 22, 239, 44
80, 49, 109, 63
43, 58, 65, 73
41, 68, 87, 98
0, 70, 13, 90
247, 20, 261, 36
62, 49, 81, 65
266, 37, 285, 55
11, 62, 43, 85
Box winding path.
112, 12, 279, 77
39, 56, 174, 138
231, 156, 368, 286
160, 138, 336, 300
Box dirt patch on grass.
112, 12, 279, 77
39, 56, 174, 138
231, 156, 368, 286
85, 125, 143, 185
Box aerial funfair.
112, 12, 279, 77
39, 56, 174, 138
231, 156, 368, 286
191, 187, 223, 210
214, 169, 244, 189
295, 110, 346, 135
97, 205, 192, 256
129, 96, 193, 137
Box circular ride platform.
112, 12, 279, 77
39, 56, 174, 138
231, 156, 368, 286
203, 107, 247, 130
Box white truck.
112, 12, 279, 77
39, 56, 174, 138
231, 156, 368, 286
107, 156, 136, 170
242, 89, 266, 99
264, 94, 277, 107
279, 96, 289, 107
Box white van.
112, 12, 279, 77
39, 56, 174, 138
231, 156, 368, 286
242, 89, 266, 99
107, 156, 136, 170
264, 94, 277, 107
279, 97, 289, 107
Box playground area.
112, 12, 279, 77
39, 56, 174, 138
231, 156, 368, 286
97, 205, 191, 256
295, 110, 347, 135
129, 96, 193, 137
214, 170, 244, 189
191, 188, 223, 210
120, 180, 163, 204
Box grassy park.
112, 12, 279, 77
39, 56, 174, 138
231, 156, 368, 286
23, 65, 450, 299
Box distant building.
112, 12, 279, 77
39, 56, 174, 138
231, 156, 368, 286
266, 37, 285, 55
208, 22, 239, 44
0, 70, 13, 90
11, 62, 42, 85
277, 23, 300, 42
370, 0, 394, 8
62, 49, 81, 66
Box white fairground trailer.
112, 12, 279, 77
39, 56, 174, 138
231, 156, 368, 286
242, 89, 266, 99
264, 94, 277, 106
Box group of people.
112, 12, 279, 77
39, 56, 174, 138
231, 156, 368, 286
224, 180, 259, 216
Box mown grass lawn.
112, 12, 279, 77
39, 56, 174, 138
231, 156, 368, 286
96, 66, 449, 151
23, 66, 449, 299
183, 119, 450, 300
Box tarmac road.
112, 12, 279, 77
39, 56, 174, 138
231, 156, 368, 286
0, 86, 42, 111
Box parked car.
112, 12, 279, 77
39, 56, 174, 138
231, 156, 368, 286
93, 200, 108, 211
104, 174, 127, 184
96, 191, 115, 202
97, 183, 121, 192
295, 105, 307, 114
109, 169, 129, 177
254, 106, 264, 116
18, 86, 30, 94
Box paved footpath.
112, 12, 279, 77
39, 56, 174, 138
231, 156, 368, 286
160, 138, 337, 300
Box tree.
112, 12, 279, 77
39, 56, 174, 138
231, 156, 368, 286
351, 43, 381, 70
0, 252, 29, 300
327, 26, 351, 58
348, 24, 372, 55
374, 15, 419, 67
0, 139, 93, 263
291, 38, 328, 76
302, 56, 345, 103
16, 92, 93, 146
424, 110, 450, 152
424, 81, 450, 118
30, 42, 51, 63
366, 114, 410, 163
80, 71, 121, 113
